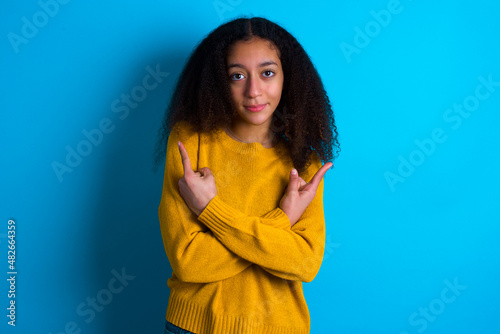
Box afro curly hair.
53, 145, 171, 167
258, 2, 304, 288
154, 16, 340, 174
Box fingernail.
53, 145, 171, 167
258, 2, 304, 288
177, 141, 180, 148
291, 169, 297, 175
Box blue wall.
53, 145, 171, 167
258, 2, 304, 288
2, 0, 499, 333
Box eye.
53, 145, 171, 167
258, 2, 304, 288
230, 73, 245, 81
262, 70, 275, 78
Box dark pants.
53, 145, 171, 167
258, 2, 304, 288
164, 320, 195, 334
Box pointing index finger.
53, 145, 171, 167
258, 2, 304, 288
178, 141, 193, 175
308, 162, 333, 189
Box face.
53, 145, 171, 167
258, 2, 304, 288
226, 37, 284, 129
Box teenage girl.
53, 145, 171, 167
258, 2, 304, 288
157, 16, 339, 334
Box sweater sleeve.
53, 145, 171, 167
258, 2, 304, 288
197, 157, 327, 283
158, 122, 253, 283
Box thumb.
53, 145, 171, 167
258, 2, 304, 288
198, 167, 213, 177
287, 169, 300, 193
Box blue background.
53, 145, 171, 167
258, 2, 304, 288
2, 0, 499, 333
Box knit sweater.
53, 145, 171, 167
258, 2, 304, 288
158, 121, 326, 334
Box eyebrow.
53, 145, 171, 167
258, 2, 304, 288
227, 61, 278, 69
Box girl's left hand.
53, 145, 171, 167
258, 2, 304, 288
279, 162, 333, 226
177, 141, 217, 216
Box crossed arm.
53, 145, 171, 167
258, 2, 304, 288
159, 127, 332, 283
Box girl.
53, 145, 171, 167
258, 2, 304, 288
157, 17, 339, 334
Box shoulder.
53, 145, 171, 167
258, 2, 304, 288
169, 121, 197, 141
165, 121, 201, 164
167, 121, 202, 150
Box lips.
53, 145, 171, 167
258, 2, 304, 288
244, 104, 267, 112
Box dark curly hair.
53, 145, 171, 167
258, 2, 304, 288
154, 16, 339, 174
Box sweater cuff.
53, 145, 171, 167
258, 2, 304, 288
198, 195, 244, 238
261, 207, 292, 229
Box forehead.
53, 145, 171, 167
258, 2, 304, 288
226, 37, 281, 66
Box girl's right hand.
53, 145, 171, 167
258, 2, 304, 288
177, 141, 217, 216
279, 163, 333, 226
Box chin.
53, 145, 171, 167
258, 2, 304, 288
243, 115, 274, 127
237, 110, 275, 125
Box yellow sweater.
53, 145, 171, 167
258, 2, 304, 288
159, 121, 326, 334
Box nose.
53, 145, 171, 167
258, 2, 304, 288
245, 75, 262, 98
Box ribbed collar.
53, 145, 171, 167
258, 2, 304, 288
214, 127, 284, 156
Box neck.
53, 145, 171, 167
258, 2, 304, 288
226, 121, 275, 147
